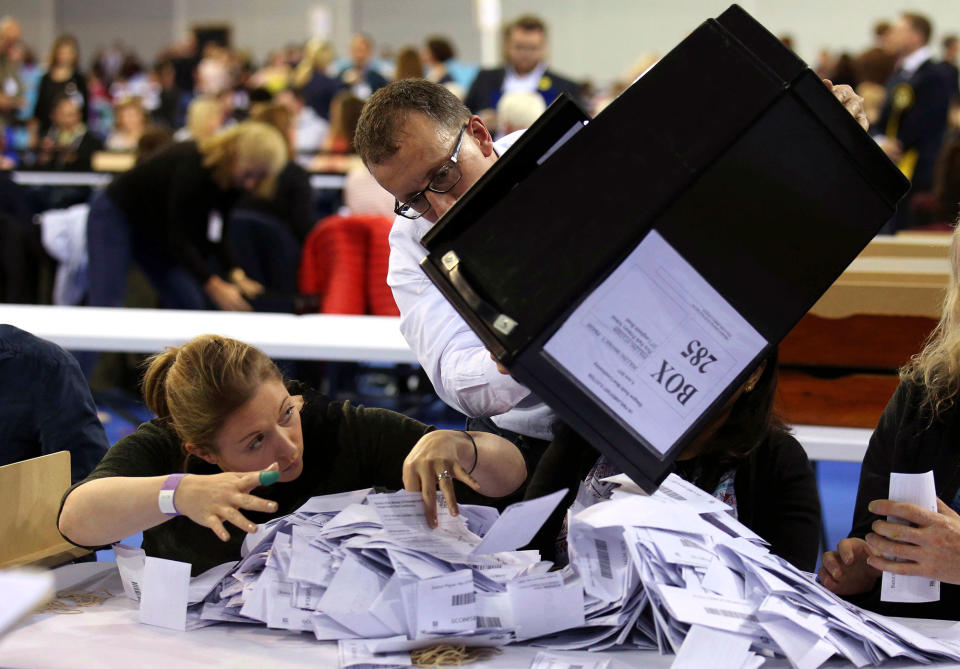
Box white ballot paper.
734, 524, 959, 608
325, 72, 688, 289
338, 638, 410, 669
508, 571, 585, 640
882, 470, 940, 603
113, 543, 146, 601
529, 650, 610, 669
543, 229, 767, 455
472, 489, 567, 555
0, 569, 54, 638
139, 556, 191, 631
670, 624, 753, 669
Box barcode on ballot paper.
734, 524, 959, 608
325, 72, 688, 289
131, 581, 141, 600
705, 607, 758, 622
476, 616, 501, 628
660, 487, 685, 501
451, 592, 476, 606
594, 538, 613, 579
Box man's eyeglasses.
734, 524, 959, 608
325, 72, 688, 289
394, 124, 467, 220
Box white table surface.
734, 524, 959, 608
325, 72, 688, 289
0, 304, 417, 363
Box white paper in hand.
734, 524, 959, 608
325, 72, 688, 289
881, 470, 940, 604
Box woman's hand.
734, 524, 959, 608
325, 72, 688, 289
175, 465, 281, 541
818, 537, 881, 595
402, 431, 481, 528
205, 274, 252, 311
229, 267, 265, 299
863, 498, 960, 585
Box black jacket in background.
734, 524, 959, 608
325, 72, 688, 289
105, 141, 240, 283
32, 70, 89, 136
464, 67, 582, 114
873, 58, 952, 191
233, 161, 315, 243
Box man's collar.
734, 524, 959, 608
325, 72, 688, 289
901, 45, 933, 75
506, 62, 547, 80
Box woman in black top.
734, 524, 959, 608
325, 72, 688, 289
226, 102, 314, 303
819, 225, 960, 619
525, 349, 822, 572
32, 34, 88, 137
59, 335, 527, 575
84, 121, 287, 316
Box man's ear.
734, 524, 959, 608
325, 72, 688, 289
184, 442, 218, 466
467, 114, 495, 158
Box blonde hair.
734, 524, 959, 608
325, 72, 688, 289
901, 224, 960, 416
142, 335, 282, 454
186, 96, 223, 142
198, 121, 288, 199
249, 102, 294, 153
292, 39, 335, 89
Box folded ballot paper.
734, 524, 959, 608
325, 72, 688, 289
121, 484, 960, 668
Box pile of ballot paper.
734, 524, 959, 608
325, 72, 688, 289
119, 476, 960, 668
551, 473, 960, 667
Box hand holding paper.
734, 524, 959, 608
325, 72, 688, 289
402, 430, 481, 526
401, 430, 526, 528
863, 470, 941, 603
866, 497, 960, 586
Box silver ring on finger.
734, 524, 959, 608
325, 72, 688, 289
437, 469, 452, 482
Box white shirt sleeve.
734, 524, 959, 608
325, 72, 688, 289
387, 217, 533, 418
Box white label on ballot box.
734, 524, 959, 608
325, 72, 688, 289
543, 229, 767, 456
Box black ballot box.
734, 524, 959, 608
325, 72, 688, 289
419, 4, 909, 492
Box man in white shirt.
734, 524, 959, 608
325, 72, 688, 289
353, 79, 869, 460
355, 79, 555, 469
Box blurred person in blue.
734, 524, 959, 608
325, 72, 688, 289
0, 325, 109, 482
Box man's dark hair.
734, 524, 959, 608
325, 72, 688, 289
902, 12, 933, 45
873, 20, 890, 39
355, 78, 469, 166
944, 34, 958, 50
510, 15, 546, 35
425, 37, 455, 63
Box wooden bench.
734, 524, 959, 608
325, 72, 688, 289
777, 236, 949, 429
